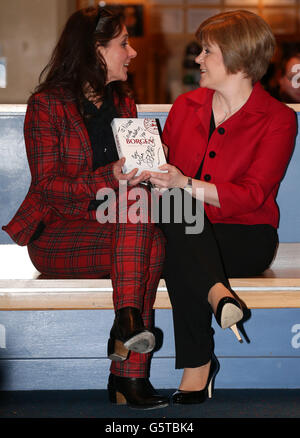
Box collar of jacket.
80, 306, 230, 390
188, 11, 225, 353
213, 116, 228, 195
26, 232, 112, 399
185, 81, 269, 141
60, 90, 94, 171
53, 87, 122, 172
186, 81, 269, 114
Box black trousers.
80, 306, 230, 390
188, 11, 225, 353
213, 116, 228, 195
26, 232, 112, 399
158, 190, 278, 369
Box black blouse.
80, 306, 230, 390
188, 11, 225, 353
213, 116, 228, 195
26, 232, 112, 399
83, 86, 120, 211
194, 111, 216, 180
82, 85, 119, 171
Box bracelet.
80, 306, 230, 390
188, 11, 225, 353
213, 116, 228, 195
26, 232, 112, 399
184, 177, 193, 190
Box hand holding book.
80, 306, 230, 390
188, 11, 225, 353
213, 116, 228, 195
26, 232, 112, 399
112, 157, 151, 186
149, 163, 188, 189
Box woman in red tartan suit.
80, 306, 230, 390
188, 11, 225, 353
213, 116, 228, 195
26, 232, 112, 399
3, 7, 168, 410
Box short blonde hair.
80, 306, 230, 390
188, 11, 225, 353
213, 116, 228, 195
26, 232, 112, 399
195, 10, 276, 83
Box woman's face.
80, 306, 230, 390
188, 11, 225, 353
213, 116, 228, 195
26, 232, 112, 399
195, 41, 228, 90
97, 26, 137, 84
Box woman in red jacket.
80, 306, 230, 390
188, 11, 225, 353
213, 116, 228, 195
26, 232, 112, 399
3, 7, 168, 410
150, 10, 297, 404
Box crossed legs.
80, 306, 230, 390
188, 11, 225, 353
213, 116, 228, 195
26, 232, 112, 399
28, 217, 165, 378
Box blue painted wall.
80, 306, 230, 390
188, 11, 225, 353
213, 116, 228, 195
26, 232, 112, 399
0, 309, 299, 390
0, 108, 300, 390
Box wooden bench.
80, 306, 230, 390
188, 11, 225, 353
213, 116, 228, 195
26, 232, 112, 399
1, 243, 300, 311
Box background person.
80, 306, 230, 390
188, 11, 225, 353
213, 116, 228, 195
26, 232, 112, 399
270, 44, 300, 103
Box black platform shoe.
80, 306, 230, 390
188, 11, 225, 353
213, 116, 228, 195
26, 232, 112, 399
107, 307, 155, 361
215, 296, 244, 342
172, 354, 220, 405
108, 373, 169, 410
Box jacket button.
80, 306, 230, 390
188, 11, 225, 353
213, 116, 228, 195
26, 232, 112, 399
209, 151, 216, 158
204, 174, 211, 182
218, 127, 225, 134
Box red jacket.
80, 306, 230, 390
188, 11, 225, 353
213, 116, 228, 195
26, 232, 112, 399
3, 89, 137, 245
162, 82, 297, 228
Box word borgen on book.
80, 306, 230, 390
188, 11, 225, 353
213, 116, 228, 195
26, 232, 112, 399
111, 118, 167, 175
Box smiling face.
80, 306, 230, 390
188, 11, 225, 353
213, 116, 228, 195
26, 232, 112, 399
97, 26, 137, 84
195, 41, 229, 90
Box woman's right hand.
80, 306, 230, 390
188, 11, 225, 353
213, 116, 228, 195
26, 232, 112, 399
112, 158, 150, 186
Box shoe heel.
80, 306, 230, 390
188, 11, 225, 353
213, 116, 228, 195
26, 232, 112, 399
208, 354, 220, 399
230, 324, 243, 343
116, 391, 127, 405
215, 296, 244, 344
124, 331, 155, 354
108, 384, 127, 405
107, 338, 129, 361
208, 380, 213, 399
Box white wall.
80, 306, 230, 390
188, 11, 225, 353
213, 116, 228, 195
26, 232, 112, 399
0, 0, 76, 103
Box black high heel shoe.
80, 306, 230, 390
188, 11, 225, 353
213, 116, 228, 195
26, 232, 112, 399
215, 296, 244, 343
172, 354, 220, 405
108, 373, 169, 409
107, 307, 155, 361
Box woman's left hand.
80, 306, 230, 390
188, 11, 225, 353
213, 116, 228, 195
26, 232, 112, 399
113, 158, 150, 186
149, 164, 187, 189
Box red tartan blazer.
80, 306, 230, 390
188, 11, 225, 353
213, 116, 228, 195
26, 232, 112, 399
3, 89, 137, 245
162, 82, 297, 228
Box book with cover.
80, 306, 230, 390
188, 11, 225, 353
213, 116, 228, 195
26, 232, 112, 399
111, 118, 167, 175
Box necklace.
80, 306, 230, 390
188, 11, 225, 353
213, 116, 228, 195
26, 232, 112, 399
214, 95, 248, 127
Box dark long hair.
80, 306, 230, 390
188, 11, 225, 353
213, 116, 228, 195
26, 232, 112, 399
34, 7, 129, 104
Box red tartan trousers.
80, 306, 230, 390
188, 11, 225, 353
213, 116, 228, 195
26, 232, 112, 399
27, 188, 165, 379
